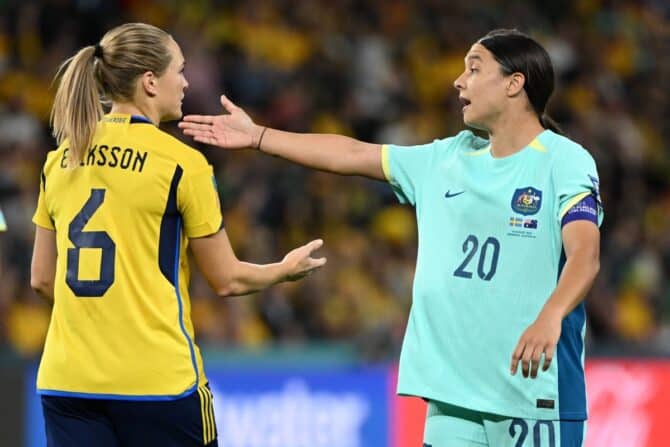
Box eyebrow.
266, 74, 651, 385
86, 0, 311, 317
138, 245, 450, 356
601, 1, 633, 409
465, 54, 483, 63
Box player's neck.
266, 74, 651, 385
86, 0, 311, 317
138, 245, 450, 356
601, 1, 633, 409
487, 112, 545, 158
110, 102, 158, 126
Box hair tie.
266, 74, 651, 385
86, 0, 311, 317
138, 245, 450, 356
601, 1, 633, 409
94, 44, 104, 59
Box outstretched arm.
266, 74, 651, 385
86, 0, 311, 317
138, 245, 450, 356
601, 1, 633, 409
179, 95, 385, 180
189, 229, 326, 297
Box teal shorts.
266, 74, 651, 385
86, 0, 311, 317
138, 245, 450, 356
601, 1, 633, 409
423, 401, 586, 447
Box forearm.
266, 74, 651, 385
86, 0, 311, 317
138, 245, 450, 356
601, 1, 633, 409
255, 126, 383, 179
218, 260, 288, 297
540, 254, 599, 320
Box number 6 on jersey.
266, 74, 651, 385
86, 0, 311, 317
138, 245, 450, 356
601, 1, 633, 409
66, 188, 116, 297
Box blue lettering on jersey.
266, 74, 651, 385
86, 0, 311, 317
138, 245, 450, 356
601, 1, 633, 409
511, 187, 542, 215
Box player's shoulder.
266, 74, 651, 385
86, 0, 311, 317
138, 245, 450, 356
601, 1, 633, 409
438, 129, 490, 154
40, 141, 68, 175
137, 125, 210, 172
543, 131, 596, 166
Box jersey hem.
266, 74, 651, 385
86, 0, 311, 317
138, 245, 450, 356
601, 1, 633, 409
37, 384, 199, 401
397, 390, 585, 421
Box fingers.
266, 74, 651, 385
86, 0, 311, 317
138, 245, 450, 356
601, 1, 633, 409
529, 345, 544, 379
510, 343, 524, 376
512, 341, 554, 379
178, 121, 212, 132
181, 128, 211, 140
542, 345, 555, 371
181, 114, 214, 124
305, 239, 324, 253
220, 94, 238, 112
194, 135, 217, 146
308, 256, 327, 268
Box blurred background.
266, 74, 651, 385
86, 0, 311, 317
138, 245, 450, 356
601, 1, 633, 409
0, 0, 669, 446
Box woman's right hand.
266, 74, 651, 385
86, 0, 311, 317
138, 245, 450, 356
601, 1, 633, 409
281, 239, 327, 281
179, 95, 264, 150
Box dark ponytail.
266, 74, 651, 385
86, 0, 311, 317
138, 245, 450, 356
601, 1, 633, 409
479, 29, 562, 135
540, 114, 562, 134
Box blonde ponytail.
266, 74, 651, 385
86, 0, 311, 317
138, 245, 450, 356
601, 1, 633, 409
50, 45, 103, 167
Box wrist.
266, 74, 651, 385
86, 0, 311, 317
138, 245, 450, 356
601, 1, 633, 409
253, 125, 268, 151
539, 301, 566, 321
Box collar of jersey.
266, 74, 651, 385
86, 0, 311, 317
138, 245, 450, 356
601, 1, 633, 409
130, 115, 153, 124
102, 113, 154, 125
485, 129, 553, 161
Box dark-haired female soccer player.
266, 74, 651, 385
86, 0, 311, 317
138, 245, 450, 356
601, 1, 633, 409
30, 22, 325, 447
181, 29, 602, 447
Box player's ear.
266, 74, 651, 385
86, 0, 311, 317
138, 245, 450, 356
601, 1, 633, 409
506, 72, 525, 97
140, 71, 158, 97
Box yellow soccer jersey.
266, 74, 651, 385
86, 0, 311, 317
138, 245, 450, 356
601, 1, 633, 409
33, 114, 222, 399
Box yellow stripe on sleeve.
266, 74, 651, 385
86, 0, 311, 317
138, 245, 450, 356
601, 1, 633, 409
558, 191, 591, 220
381, 144, 392, 182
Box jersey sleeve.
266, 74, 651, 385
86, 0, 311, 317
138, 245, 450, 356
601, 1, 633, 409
178, 164, 223, 238
553, 146, 603, 227
381, 140, 438, 205
32, 170, 55, 230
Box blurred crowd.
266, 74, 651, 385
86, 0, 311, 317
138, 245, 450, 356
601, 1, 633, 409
0, 0, 669, 361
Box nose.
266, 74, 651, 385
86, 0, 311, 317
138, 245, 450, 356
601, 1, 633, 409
453, 72, 465, 91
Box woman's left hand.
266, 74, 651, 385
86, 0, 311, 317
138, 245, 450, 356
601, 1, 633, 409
510, 311, 562, 379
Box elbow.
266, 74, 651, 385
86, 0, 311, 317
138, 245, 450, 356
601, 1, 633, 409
212, 267, 247, 298
215, 281, 240, 298
30, 276, 52, 298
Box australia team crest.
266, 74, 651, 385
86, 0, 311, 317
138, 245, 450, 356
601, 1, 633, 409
511, 187, 542, 216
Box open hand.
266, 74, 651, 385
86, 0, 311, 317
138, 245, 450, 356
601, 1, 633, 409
179, 95, 263, 149
282, 239, 327, 281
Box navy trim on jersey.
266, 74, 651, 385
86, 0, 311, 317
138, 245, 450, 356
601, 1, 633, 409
159, 166, 183, 284
157, 165, 199, 395
556, 249, 587, 420
37, 387, 197, 401
41, 171, 46, 191
130, 115, 153, 124
560, 420, 585, 446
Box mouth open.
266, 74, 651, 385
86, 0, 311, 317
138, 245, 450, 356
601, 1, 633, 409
459, 96, 471, 110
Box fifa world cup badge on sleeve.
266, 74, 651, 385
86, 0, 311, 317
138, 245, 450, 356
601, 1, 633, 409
0, 207, 6, 232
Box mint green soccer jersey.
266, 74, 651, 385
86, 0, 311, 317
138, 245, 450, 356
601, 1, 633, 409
382, 129, 603, 420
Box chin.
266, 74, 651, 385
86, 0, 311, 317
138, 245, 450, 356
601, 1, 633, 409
462, 114, 488, 132
162, 109, 183, 123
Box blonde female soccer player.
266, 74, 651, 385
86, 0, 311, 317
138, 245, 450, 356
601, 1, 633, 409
31, 22, 325, 447
181, 29, 602, 447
